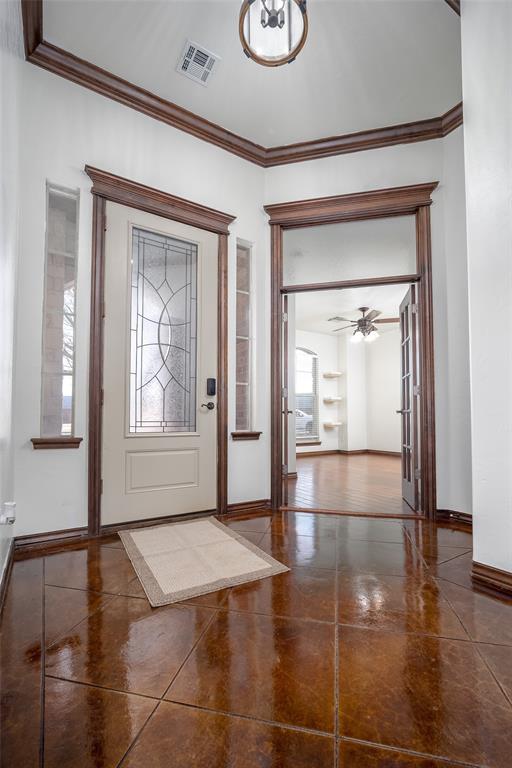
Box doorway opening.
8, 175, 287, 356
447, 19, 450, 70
265, 182, 438, 519
285, 283, 418, 516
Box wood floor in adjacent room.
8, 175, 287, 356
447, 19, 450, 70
288, 453, 417, 516
3, 511, 512, 767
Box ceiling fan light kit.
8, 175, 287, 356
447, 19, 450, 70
239, 0, 308, 67
329, 306, 383, 343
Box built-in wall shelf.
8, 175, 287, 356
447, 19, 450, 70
323, 371, 343, 379
323, 421, 343, 428
323, 396, 343, 404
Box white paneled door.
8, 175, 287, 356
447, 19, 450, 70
101, 202, 218, 525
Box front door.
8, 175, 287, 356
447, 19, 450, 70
399, 285, 419, 511
101, 202, 218, 525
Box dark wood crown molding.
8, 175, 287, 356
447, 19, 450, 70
264, 103, 463, 166
21, 0, 463, 168
84, 166, 235, 234
264, 182, 439, 228
29, 40, 267, 167
444, 0, 460, 15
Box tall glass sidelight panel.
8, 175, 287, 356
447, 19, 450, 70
41, 184, 79, 437
282, 216, 417, 287
129, 227, 197, 434
235, 244, 253, 431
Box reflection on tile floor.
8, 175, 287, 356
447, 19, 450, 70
2, 511, 512, 767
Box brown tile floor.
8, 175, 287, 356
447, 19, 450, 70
2, 511, 512, 767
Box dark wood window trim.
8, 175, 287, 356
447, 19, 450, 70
31, 437, 83, 449
296, 440, 322, 447
85, 166, 235, 536
265, 182, 438, 519
231, 431, 262, 441
21, 0, 462, 168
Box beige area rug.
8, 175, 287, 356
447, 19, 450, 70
119, 517, 289, 607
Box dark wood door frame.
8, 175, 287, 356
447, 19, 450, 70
264, 182, 439, 519
85, 166, 235, 536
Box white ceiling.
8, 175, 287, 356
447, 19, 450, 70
43, 0, 462, 146
294, 283, 409, 334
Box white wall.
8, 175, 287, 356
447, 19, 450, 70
266, 131, 472, 514
366, 328, 401, 453
293, 326, 400, 455
461, 0, 512, 570
345, 340, 367, 451
0, 1, 22, 574
13, 63, 268, 536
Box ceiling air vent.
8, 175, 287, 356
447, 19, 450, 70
177, 40, 220, 87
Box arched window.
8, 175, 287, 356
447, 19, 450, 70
295, 346, 319, 442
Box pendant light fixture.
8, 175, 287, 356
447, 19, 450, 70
239, 0, 308, 67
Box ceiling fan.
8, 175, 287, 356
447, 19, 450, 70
327, 306, 397, 343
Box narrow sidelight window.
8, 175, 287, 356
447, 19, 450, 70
295, 346, 319, 442
41, 184, 79, 437
235, 243, 253, 431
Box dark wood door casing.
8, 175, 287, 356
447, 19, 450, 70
265, 182, 438, 518
86, 166, 235, 536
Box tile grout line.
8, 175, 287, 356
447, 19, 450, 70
116, 700, 161, 767
473, 643, 512, 711
163, 698, 336, 740
45, 593, 118, 652
431, 549, 473, 567
160, 606, 221, 701
45, 674, 161, 702
433, 582, 512, 710
338, 736, 484, 768
39, 557, 46, 768
334, 523, 340, 768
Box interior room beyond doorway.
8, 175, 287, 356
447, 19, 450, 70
286, 283, 418, 517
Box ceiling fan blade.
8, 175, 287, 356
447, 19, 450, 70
327, 316, 353, 323
365, 309, 382, 322
374, 317, 399, 324
332, 324, 355, 332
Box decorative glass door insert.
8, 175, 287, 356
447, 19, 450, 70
129, 227, 198, 434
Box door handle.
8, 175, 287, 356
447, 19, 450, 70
201, 402, 215, 411
396, 409, 411, 414
282, 410, 293, 415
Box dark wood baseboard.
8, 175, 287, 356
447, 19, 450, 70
436, 509, 473, 528
472, 561, 512, 598
298, 449, 401, 458
366, 449, 401, 457
0, 539, 14, 616
13, 501, 272, 558
281, 505, 423, 520
297, 449, 338, 457
226, 499, 272, 515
